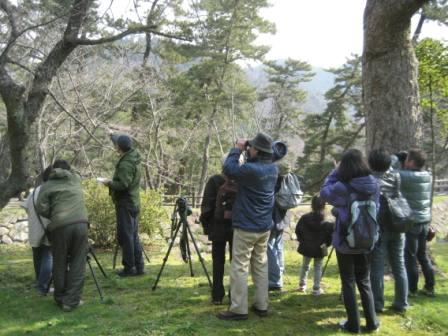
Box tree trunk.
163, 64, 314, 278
363, 0, 429, 153
197, 129, 212, 200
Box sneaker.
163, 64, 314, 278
297, 285, 307, 292
420, 287, 435, 297
312, 288, 324, 296
217, 310, 248, 321
61, 300, 84, 312
362, 322, 380, 333
389, 305, 407, 313
338, 320, 359, 334
212, 299, 223, 305
251, 304, 268, 317
268, 286, 282, 292
408, 291, 418, 298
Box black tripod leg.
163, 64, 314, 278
142, 247, 150, 263
87, 256, 104, 302
152, 222, 183, 291
112, 245, 119, 270
185, 220, 212, 288
183, 226, 194, 277
321, 246, 334, 279
89, 247, 108, 279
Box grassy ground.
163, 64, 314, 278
0, 241, 447, 336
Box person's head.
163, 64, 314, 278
337, 149, 371, 182
311, 194, 326, 214
405, 149, 427, 170
111, 134, 133, 154
247, 133, 273, 160
368, 148, 391, 173
53, 159, 71, 171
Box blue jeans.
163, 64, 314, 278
405, 223, 435, 293
267, 229, 284, 288
370, 230, 408, 311
32, 245, 53, 294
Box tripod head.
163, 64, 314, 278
176, 197, 192, 218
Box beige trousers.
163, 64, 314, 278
229, 228, 270, 314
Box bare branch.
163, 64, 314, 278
71, 26, 191, 45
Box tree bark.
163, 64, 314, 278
363, 0, 429, 153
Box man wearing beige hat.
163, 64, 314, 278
217, 133, 278, 320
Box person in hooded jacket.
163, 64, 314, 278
36, 160, 89, 312
102, 134, 144, 277
295, 195, 333, 295
320, 149, 380, 333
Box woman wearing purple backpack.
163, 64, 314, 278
320, 149, 380, 333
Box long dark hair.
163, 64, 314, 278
337, 149, 371, 182
311, 194, 325, 221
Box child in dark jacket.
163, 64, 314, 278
295, 195, 333, 295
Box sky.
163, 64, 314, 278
99, 0, 447, 68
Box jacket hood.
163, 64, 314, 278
347, 175, 378, 196
49, 168, 72, 180
122, 148, 141, 165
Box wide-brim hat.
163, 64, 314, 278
248, 132, 273, 154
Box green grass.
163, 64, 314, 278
0, 242, 447, 336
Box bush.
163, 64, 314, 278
83, 179, 168, 248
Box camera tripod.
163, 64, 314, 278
152, 198, 212, 291
86, 245, 107, 302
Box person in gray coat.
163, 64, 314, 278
399, 149, 434, 297
369, 149, 409, 313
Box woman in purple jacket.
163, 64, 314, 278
320, 149, 380, 334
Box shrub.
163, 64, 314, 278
83, 179, 168, 248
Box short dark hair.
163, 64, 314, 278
311, 194, 326, 221
407, 149, 427, 169
368, 148, 391, 173
42, 166, 52, 182
337, 149, 371, 182
53, 159, 71, 171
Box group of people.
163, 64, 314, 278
201, 133, 435, 334
23, 134, 144, 312
23, 130, 435, 332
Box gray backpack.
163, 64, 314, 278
275, 173, 303, 210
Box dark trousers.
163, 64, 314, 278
405, 223, 435, 292
336, 252, 378, 332
212, 239, 232, 302
116, 205, 144, 272
32, 245, 53, 294
50, 223, 88, 308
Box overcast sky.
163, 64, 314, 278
100, 0, 447, 68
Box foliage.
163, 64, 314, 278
139, 188, 168, 240
1, 242, 448, 335
83, 179, 167, 248
415, 38, 448, 177
259, 58, 314, 139
298, 55, 363, 193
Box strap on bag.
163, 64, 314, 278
31, 189, 50, 244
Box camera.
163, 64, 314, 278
176, 197, 192, 217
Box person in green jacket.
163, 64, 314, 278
36, 160, 89, 312
102, 134, 144, 277
399, 149, 435, 297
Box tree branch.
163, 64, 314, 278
71, 26, 191, 45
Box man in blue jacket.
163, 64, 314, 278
400, 149, 434, 297
217, 133, 278, 320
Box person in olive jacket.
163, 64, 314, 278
36, 160, 89, 312
103, 134, 144, 277
295, 195, 333, 295
399, 149, 434, 296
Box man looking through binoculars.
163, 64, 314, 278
217, 133, 278, 321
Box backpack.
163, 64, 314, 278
343, 185, 378, 251
275, 173, 303, 210
214, 178, 238, 221
379, 194, 413, 233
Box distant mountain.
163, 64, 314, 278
244, 64, 335, 113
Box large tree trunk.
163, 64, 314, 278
363, 0, 429, 153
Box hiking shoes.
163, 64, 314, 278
251, 305, 268, 317
217, 310, 248, 321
